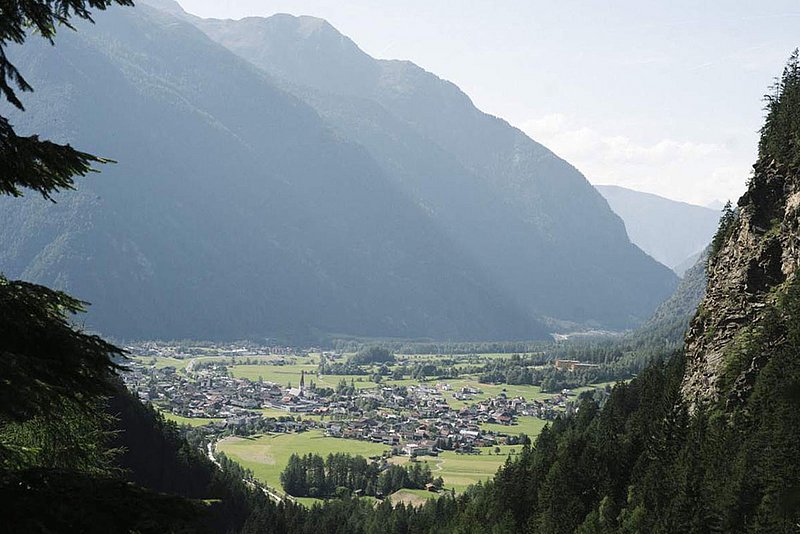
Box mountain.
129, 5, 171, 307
595, 184, 721, 274
0, 2, 677, 342
261, 54, 800, 534
0, 4, 543, 342
706, 199, 727, 210
684, 161, 800, 407
184, 8, 678, 330
632, 247, 708, 347
672, 249, 704, 277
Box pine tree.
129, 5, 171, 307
0, 1, 133, 198
0, 0, 132, 469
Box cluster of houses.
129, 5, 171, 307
553, 359, 601, 372
123, 346, 576, 458
127, 340, 306, 360
322, 383, 570, 455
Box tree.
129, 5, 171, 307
0, 0, 132, 468
0, 0, 133, 198
759, 48, 800, 166
709, 201, 736, 260
349, 347, 395, 365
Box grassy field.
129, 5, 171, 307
389, 445, 522, 493
216, 431, 390, 495
389, 488, 437, 506
413, 377, 551, 404
230, 364, 382, 391
132, 355, 232, 372
481, 415, 549, 437
230, 363, 317, 385
573, 381, 618, 394
131, 355, 191, 370
218, 431, 518, 497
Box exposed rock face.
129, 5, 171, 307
682, 160, 800, 409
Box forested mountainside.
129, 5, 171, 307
630, 247, 709, 348
178, 5, 678, 330
596, 185, 720, 274
683, 88, 800, 409
0, 3, 544, 342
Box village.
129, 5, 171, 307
121, 343, 579, 458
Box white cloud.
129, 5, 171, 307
520, 113, 751, 205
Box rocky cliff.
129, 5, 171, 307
683, 53, 800, 409
683, 161, 800, 408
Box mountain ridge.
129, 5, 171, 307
189, 9, 678, 329
596, 184, 720, 274
0, 3, 544, 341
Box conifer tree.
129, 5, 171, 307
0, 0, 132, 466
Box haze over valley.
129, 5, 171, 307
0, 0, 682, 342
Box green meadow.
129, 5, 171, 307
217, 431, 524, 498
480, 415, 549, 437
216, 430, 390, 500
230, 363, 379, 391
389, 445, 523, 493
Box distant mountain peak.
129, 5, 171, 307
267, 13, 334, 37
596, 184, 720, 273
139, 0, 186, 17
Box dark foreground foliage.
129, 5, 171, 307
0, 469, 210, 534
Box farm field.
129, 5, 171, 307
218, 432, 522, 498
389, 445, 522, 493
229, 363, 315, 384
132, 355, 192, 370
388, 488, 437, 506
132, 355, 233, 371
230, 364, 379, 391
480, 415, 549, 437
216, 431, 390, 498
430, 377, 553, 404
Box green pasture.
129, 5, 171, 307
216, 431, 390, 496
480, 415, 548, 438
390, 445, 521, 493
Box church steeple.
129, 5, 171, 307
299, 370, 305, 392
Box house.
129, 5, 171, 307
554, 359, 600, 372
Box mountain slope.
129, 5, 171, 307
0, 4, 544, 341
596, 184, 720, 274
188, 9, 678, 329
280, 54, 800, 534
683, 163, 800, 407
682, 53, 800, 409
632, 247, 709, 348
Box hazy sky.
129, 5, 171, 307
176, 0, 799, 206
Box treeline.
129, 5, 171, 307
475, 348, 653, 392
280, 453, 438, 498
348, 347, 395, 365
332, 339, 553, 355
319, 360, 368, 376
